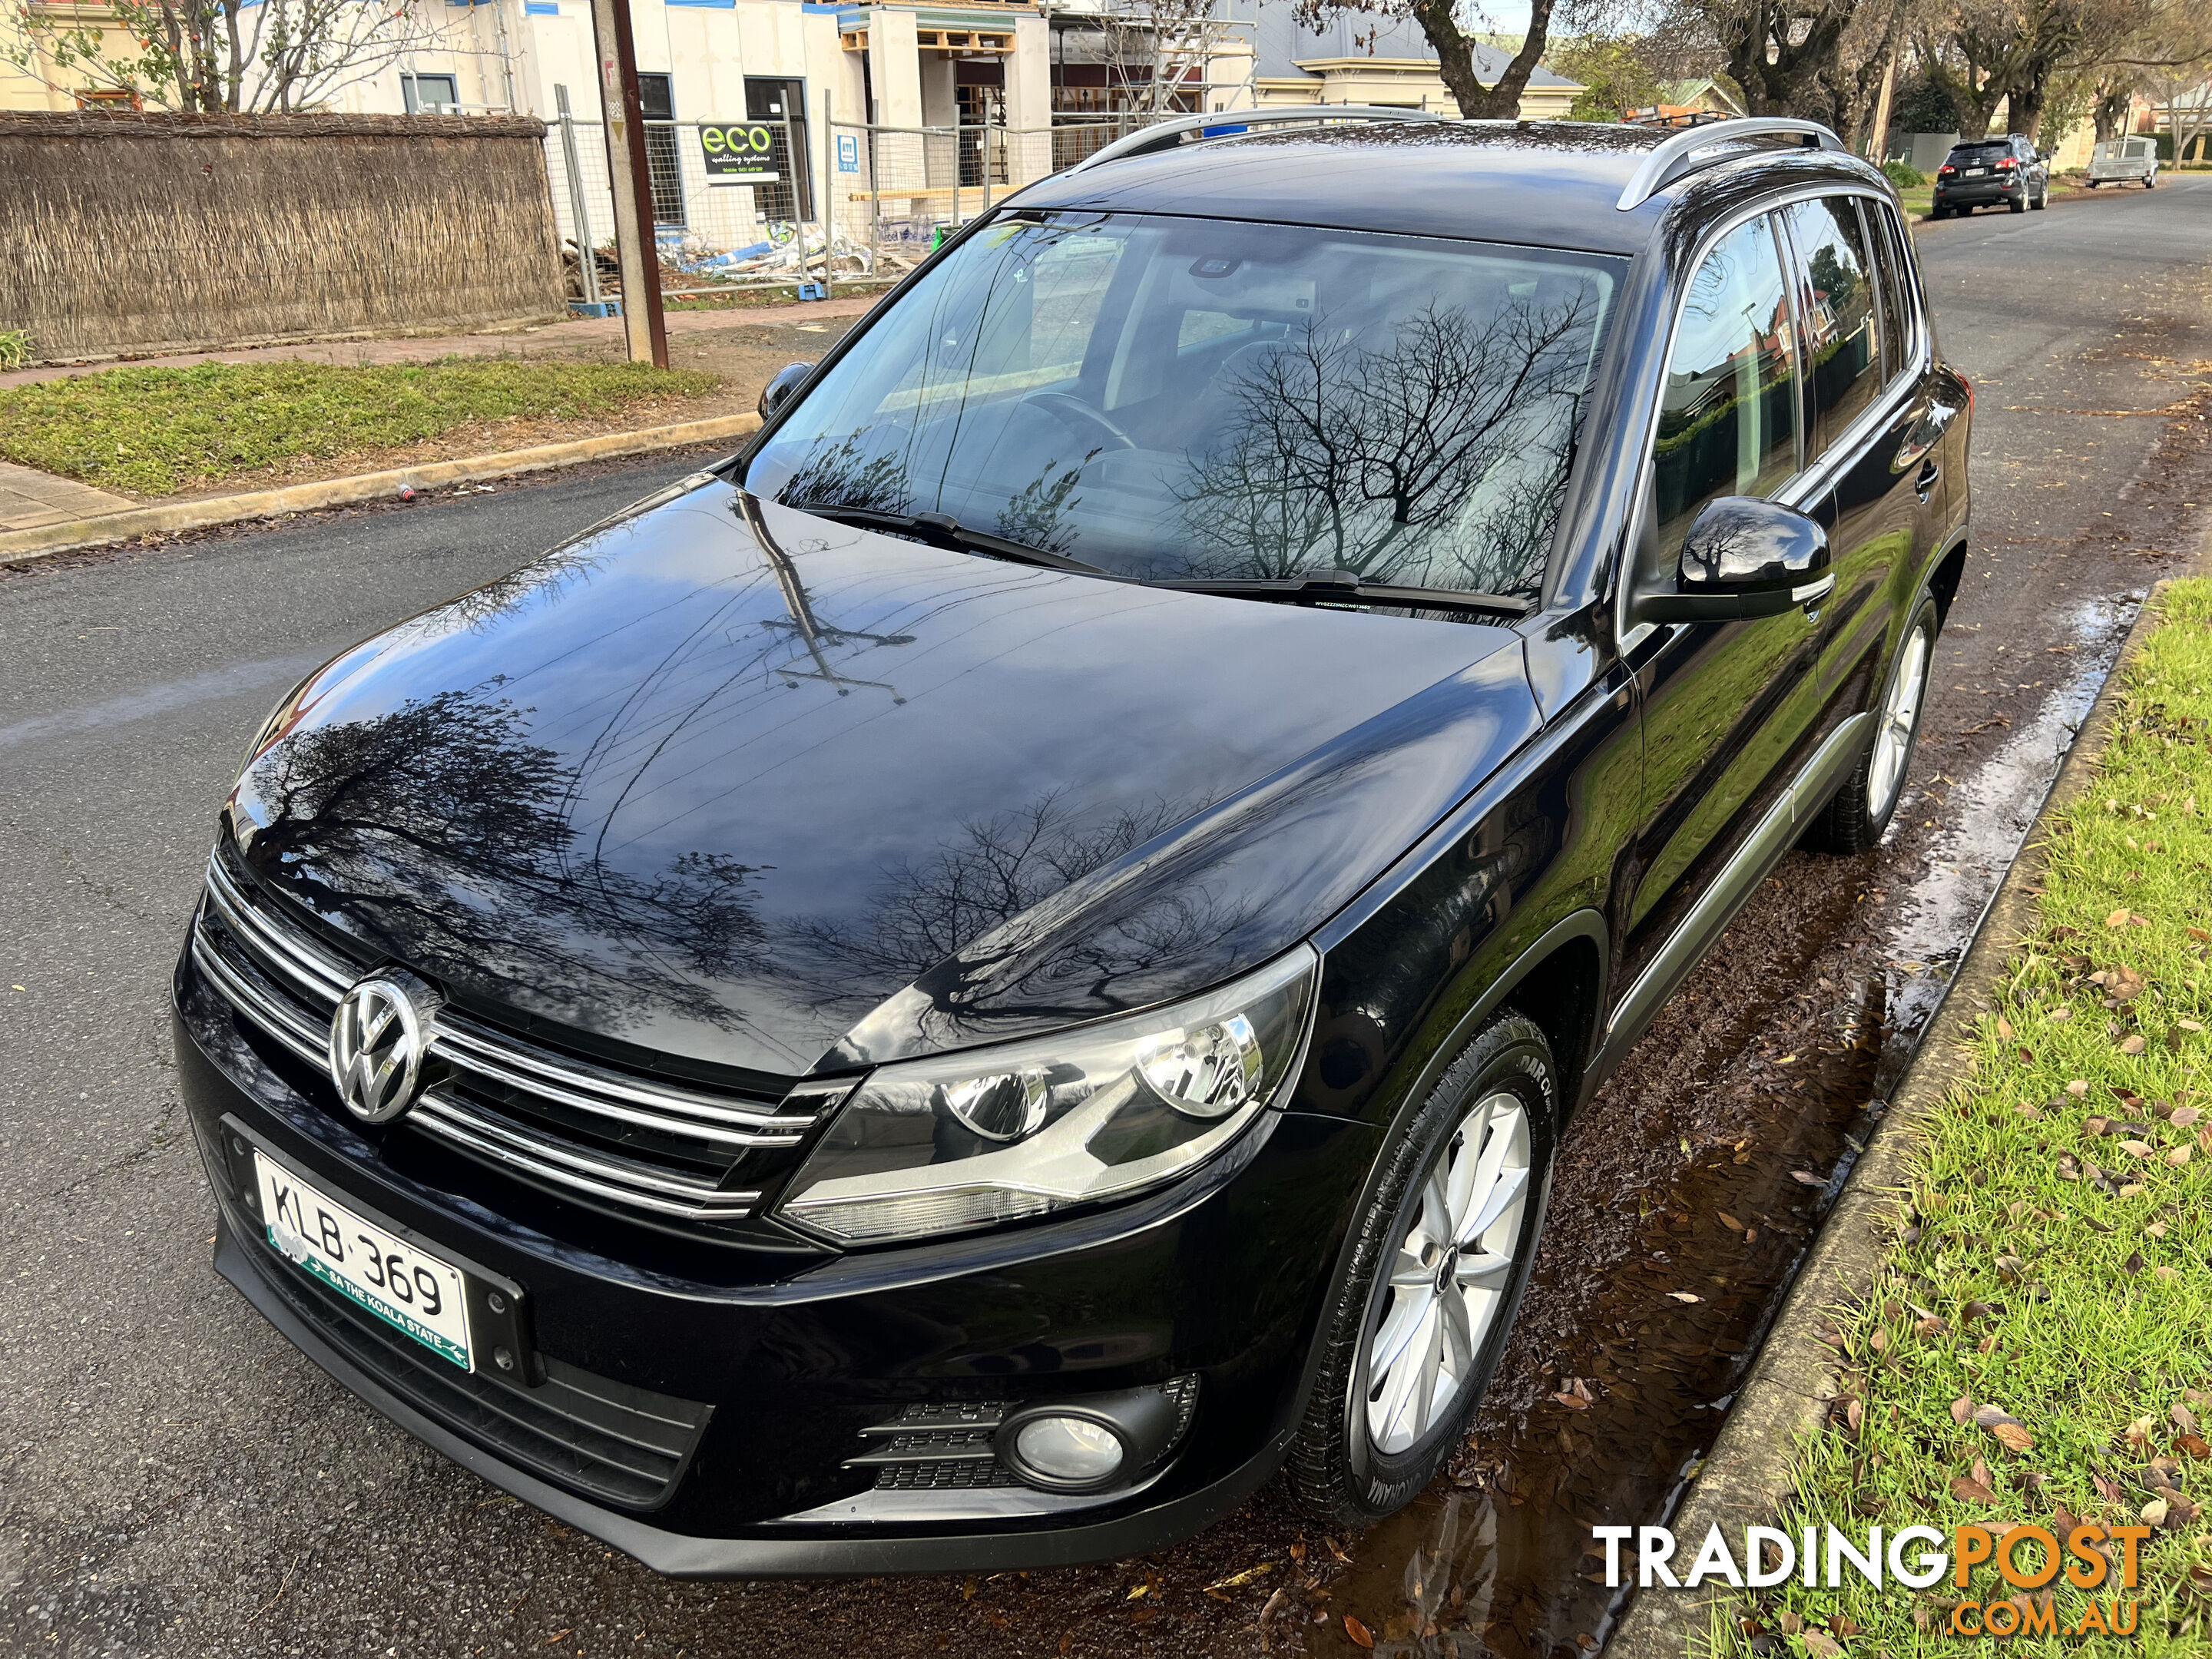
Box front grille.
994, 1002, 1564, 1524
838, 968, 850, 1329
192, 849, 832, 1231
237, 1215, 710, 1508
846, 1401, 1023, 1489
845, 1379, 1202, 1491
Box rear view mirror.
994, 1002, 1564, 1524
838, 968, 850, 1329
760, 361, 813, 421
1631, 496, 1833, 624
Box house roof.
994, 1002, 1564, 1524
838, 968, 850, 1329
1657, 78, 1745, 114
1220, 0, 1578, 89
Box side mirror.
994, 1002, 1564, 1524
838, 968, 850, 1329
1631, 496, 1832, 625
759, 361, 813, 421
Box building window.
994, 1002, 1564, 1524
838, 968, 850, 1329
75, 88, 142, 111
637, 72, 687, 228
955, 84, 1007, 187
743, 78, 811, 224
402, 74, 460, 114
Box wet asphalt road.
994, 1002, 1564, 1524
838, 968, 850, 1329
2, 177, 2210, 1659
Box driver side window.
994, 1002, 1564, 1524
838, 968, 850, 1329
1650, 214, 1800, 560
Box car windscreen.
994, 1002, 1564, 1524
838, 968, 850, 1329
744, 212, 1623, 602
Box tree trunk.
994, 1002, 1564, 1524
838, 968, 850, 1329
1465, 0, 1558, 119
1866, 51, 1898, 161
1406, 0, 1493, 118
2093, 79, 2131, 142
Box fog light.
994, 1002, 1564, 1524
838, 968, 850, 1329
1009, 1414, 1125, 1488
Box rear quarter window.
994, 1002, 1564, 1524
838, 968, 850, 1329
1782, 197, 1882, 450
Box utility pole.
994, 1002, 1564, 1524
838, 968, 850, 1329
1868, 50, 1899, 164
588, 0, 669, 369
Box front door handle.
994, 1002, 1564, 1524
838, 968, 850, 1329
1915, 459, 1941, 500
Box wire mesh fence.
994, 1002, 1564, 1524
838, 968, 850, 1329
541, 112, 1177, 304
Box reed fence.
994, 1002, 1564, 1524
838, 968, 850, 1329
0, 111, 566, 365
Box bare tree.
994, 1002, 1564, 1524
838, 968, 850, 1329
8, 0, 445, 114
1912, 0, 2193, 142
1288, 0, 1620, 119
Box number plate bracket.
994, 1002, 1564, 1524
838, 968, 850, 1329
217, 1112, 541, 1386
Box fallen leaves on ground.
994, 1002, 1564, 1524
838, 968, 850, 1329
1203, 1562, 1274, 1593
1951, 1457, 1999, 1504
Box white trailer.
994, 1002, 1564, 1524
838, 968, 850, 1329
2086, 136, 2160, 187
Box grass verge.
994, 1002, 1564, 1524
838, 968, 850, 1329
0, 358, 718, 496
1715, 579, 2212, 1656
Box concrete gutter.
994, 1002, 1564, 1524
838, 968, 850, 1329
0, 410, 761, 569
1608, 577, 2181, 1659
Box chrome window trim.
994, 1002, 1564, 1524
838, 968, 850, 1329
1613, 177, 1932, 652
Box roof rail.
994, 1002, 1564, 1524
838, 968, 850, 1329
1614, 117, 1847, 210
1060, 104, 1450, 177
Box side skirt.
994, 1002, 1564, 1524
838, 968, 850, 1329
1590, 711, 1873, 1081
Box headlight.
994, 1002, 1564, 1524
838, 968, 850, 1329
777, 947, 1318, 1247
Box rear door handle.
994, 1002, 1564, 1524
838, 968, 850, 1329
1915, 459, 1941, 499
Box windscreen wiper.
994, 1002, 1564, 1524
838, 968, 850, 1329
1145, 570, 1535, 620
783, 502, 1106, 577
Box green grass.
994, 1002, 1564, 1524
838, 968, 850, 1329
0, 358, 718, 496
1713, 579, 2212, 1656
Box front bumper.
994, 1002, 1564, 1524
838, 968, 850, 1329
174, 949, 1375, 1574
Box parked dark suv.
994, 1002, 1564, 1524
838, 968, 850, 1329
174, 111, 1969, 1574
1933, 134, 2049, 215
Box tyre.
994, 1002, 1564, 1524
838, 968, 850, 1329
1932, 205, 1952, 220
1808, 594, 1939, 855
2145, 174, 2157, 188
1286, 1012, 1555, 1531
2031, 184, 2048, 210
2008, 194, 2026, 213
2087, 179, 2099, 188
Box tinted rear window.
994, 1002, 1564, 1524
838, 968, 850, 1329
1948, 144, 2011, 164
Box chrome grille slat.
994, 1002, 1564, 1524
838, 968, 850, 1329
194, 853, 798, 1227
203, 853, 350, 1005
429, 1025, 808, 1148
190, 930, 329, 1066
411, 1094, 761, 1220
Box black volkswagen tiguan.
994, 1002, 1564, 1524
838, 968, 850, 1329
174, 112, 1969, 1573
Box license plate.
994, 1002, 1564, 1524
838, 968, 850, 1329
1965, 167, 1988, 177
254, 1151, 475, 1371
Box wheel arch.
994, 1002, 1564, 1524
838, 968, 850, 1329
1396, 909, 1609, 1139
1926, 531, 1969, 629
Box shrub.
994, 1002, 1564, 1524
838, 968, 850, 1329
1880, 159, 1926, 190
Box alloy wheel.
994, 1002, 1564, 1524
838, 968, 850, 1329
1363, 1091, 1532, 1455
1869, 621, 1931, 818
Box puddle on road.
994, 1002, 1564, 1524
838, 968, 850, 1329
1310, 594, 2142, 1659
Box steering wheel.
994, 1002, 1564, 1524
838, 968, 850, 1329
1021, 392, 1136, 454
